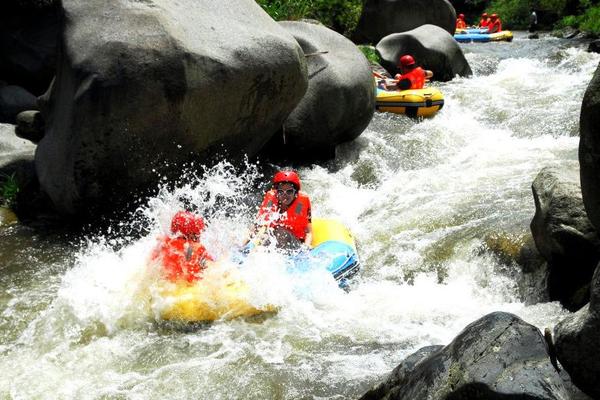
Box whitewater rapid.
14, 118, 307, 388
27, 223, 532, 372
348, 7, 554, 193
1, 32, 599, 399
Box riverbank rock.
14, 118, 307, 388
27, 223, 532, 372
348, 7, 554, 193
0, 2, 59, 95
0, 207, 18, 226
589, 40, 600, 54
517, 236, 551, 304
0, 123, 35, 165
0, 85, 38, 124
15, 110, 44, 144
554, 264, 600, 399
262, 21, 374, 161
376, 25, 472, 82
360, 345, 443, 400
580, 62, 600, 231
0, 123, 50, 221
35, 0, 308, 217
359, 312, 568, 400
531, 166, 600, 311
352, 0, 456, 44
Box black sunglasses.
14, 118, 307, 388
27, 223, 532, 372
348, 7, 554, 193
276, 188, 296, 196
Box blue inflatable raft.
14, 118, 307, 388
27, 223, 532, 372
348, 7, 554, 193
454, 30, 514, 43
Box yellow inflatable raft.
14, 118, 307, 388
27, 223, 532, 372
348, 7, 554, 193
376, 87, 444, 117
152, 218, 357, 323
489, 30, 514, 41
153, 273, 273, 322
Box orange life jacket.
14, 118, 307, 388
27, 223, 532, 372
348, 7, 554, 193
456, 19, 467, 29
151, 236, 212, 282
257, 189, 312, 241
488, 19, 502, 33
396, 67, 426, 90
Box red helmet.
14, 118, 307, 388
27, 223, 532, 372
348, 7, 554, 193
482, 12, 488, 17
273, 170, 301, 190
171, 211, 205, 238
399, 54, 416, 68
459, 13, 465, 19
491, 13, 498, 19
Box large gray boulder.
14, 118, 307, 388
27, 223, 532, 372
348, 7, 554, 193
265, 21, 374, 160
376, 25, 472, 82
35, 0, 308, 216
352, 0, 456, 44
0, 123, 35, 167
555, 264, 600, 399
0, 85, 38, 124
360, 312, 568, 400
580, 62, 600, 231
0, 2, 59, 95
531, 166, 600, 311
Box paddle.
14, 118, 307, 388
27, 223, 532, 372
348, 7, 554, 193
372, 71, 386, 79
373, 71, 399, 89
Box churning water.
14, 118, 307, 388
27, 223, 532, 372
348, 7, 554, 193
1, 32, 599, 399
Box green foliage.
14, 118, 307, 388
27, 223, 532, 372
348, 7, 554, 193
485, 0, 531, 29
0, 173, 19, 208
358, 45, 381, 64
255, 0, 313, 20
557, 14, 581, 27
557, 5, 600, 32
538, 0, 569, 13
256, 0, 363, 36
578, 5, 600, 33
487, 0, 599, 31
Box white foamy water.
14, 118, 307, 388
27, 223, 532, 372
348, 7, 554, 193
1, 34, 599, 399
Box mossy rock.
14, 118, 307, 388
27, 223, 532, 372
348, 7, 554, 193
0, 207, 18, 225
483, 232, 528, 265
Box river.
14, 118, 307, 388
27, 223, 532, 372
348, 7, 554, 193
1, 31, 598, 399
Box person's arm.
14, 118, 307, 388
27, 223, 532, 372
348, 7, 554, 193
243, 190, 275, 246
303, 200, 313, 247
303, 222, 313, 247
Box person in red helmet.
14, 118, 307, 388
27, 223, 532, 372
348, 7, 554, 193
478, 12, 490, 28
388, 55, 433, 91
487, 13, 502, 33
456, 13, 467, 29
151, 211, 213, 283
246, 170, 313, 249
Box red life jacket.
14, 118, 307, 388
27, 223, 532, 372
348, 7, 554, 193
396, 67, 426, 90
456, 19, 466, 29
257, 189, 312, 241
479, 18, 489, 27
151, 236, 212, 283
488, 19, 502, 33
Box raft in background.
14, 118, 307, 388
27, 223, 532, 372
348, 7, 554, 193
375, 87, 445, 118
454, 29, 514, 43
152, 217, 360, 323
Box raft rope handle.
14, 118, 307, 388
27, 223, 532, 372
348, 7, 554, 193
400, 92, 434, 100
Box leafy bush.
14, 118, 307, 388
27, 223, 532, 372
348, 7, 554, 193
358, 45, 381, 63
256, 0, 363, 36
485, 0, 531, 29
557, 14, 581, 27
0, 173, 19, 208
578, 5, 600, 33
255, 0, 313, 20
